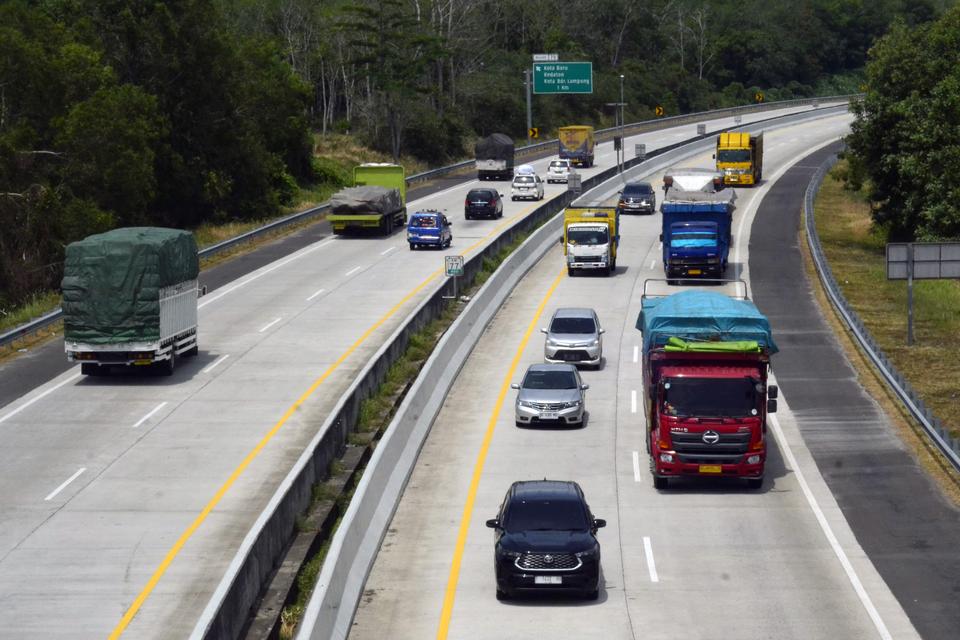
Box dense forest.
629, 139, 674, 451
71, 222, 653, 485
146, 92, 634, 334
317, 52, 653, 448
0, 0, 947, 312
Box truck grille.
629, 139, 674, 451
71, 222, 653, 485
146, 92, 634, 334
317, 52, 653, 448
671, 430, 750, 464
515, 553, 581, 571
576, 256, 603, 263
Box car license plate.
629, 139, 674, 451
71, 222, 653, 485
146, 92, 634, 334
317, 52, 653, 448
688, 269, 702, 275
540, 411, 559, 420
699, 464, 722, 474
535, 576, 562, 585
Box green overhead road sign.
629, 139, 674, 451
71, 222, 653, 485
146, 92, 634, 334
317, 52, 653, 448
533, 62, 593, 94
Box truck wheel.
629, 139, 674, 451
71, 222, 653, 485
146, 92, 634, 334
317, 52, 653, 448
653, 475, 669, 490
161, 351, 176, 376
185, 342, 199, 357
746, 478, 764, 490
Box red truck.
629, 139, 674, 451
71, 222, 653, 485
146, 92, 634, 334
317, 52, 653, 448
638, 286, 778, 489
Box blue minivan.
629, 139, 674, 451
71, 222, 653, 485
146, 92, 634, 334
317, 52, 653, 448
407, 210, 453, 250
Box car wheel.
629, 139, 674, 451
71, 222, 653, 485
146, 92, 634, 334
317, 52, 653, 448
653, 475, 669, 490
584, 588, 599, 601
409, 243, 415, 251
511, 196, 517, 201
496, 588, 511, 601
515, 420, 525, 427
746, 477, 764, 490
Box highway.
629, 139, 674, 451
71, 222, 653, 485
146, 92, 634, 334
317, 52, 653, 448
0, 104, 830, 638
348, 112, 925, 639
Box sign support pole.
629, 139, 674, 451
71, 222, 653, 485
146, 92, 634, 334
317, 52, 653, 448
525, 68, 532, 145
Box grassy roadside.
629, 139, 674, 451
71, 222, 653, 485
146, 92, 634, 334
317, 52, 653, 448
814, 160, 960, 440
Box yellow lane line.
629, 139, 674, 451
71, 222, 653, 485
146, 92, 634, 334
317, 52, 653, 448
436, 267, 566, 639
109, 204, 538, 637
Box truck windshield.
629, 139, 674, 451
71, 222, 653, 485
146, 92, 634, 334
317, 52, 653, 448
718, 149, 752, 163
671, 231, 717, 249
662, 377, 757, 417
567, 229, 608, 245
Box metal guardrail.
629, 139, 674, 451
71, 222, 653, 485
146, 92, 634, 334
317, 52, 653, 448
804, 152, 960, 472
1, 94, 857, 350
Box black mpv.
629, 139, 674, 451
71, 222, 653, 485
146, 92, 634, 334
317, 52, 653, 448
486, 480, 606, 600
465, 188, 504, 219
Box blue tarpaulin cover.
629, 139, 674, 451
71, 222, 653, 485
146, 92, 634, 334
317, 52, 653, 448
638, 290, 778, 354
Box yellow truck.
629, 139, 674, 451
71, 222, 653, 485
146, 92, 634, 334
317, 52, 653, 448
558, 126, 596, 167
328, 163, 407, 234
563, 202, 620, 276
715, 132, 763, 186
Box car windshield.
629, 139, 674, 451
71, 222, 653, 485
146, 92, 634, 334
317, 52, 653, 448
550, 317, 596, 334
718, 149, 752, 163
625, 184, 653, 195
567, 229, 608, 245
413, 216, 438, 228
662, 377, 757, 417
515, 176, 534, 184
503, 498, 588, 533
523, 369, 578, 390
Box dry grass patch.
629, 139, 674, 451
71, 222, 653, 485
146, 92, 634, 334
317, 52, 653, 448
815, 161, 960, 439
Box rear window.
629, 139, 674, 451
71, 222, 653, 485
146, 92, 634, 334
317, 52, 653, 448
413, 216, 438, 228
550, 161, 569, 168
503, 497, 587, 533
550, 316, 596, 334
515, 176, 534, 184
467, 189, 494, 201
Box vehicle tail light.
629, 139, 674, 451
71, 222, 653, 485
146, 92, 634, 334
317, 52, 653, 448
465, 198, 470, 207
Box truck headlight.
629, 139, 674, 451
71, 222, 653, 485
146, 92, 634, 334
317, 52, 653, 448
706, 258, 719, 265
747, 455, 761, 464
567, 254, 575, 263
659, 453, 674, 463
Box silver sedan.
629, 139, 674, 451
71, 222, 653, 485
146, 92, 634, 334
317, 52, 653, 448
542, 308, 604, 369
512, 363, 588, 427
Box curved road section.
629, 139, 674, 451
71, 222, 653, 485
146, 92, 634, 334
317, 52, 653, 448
345, 114, 932, 639
0, 106, 828, 638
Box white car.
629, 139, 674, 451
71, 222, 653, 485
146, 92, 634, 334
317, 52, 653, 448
511, 173, 544, 201
547, 159, 572, 183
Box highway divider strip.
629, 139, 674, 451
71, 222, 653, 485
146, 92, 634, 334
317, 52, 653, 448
0, 96, 856, 351
187, 104, 854, 640
803, 153, 960, 472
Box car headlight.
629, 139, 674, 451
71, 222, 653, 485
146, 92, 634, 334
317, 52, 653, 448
546, 338, 560, 346
499, 548, 522, 558
517, 400, 534, 408
562, 400, 582, 408
588, 338, 600, 347
576, 545, 600, 558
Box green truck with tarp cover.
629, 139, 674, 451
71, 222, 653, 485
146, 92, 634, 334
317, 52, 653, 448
638, 287, 779, 489
328, 163, 407, 235
62, 227, 200, 375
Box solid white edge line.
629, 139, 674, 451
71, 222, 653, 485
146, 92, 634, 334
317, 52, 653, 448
306, 288, 326, 302
630, 390, 637, 414
632, 451, 642, 483
380, 247, 396, 256
344, 266, 362, 277
201, 354, 230, 374
643, 536, 659, 583
259, 317, 282, 333
0, 372, 81, 425
44, 467, 87, 501
768, 412, 892, 639
632, 345, 639, 363
198, 238, 336, 309
132, 401, 168, 429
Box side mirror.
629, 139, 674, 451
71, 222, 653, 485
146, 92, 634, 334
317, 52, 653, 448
599, 328, 606, 334
485, 519, 500, 529
540, 328, 548, 334
499, 192, 504, 197
581, 383, 590, 390
767, 398, 778, 413
711, 153, 716, 159
593, 518, 607, 529
768, 385, 778, 399
659, 233, 663, 242
510, 383, 520, 390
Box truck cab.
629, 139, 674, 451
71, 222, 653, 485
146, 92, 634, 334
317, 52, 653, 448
564, 204, 619, 276
664, 221, 723, 280
715, 132, 763, 186
407, 210, 452, 250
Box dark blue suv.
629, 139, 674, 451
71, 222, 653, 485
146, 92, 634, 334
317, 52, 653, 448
486, 480, 605, 601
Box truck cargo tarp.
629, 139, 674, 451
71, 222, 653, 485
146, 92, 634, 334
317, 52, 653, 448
62, 227, 198, 344
329, 186, 401, 215
475, 133, 515, 161
638, 291, 777, 354
662, 189, 736, 209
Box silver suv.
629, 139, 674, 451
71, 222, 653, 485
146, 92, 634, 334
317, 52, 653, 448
512, 364, 588, 427
541, 308, 604, 369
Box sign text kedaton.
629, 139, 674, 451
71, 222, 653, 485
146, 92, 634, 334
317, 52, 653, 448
533, 62, 593, 94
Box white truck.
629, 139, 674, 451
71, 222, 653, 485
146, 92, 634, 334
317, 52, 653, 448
62, 227, 200, 376
564, 201, 621, 276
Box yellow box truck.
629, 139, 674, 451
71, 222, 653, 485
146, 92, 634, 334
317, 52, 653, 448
558, 126, 596, 167
715, 132, 763, 186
